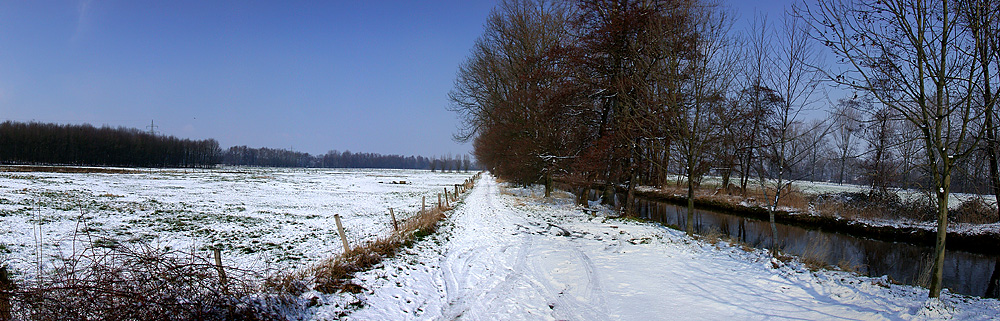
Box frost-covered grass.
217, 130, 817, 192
0, 167, 474, 280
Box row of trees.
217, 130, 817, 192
0, 121, 473, 171
450, 0, 999, 298
222, 146, 475, 171
0, 121, 220, 168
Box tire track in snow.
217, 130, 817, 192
438, 177, 612, 320
439, 176, 546, 319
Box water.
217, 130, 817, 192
584, 188, 1000, 297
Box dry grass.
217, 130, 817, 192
277, 173, 481, 295
800, 236, 831, 272
7, 241, 291, 321
679, 183, 809, 212
812, 191, 940, 222
663, 179, 983, 224
836, 259, 858, 273
302, 206, 450, 295
951, 197, 999, 224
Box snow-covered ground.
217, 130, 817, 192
313, 175, 1000, 320
0, 167, 474, 279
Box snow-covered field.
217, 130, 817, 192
315, 175, 1000, 320
0, 167, 474, 279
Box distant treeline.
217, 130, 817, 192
0, 120, 474, 171
0, 121, 221, 168
222, 145, 475, 171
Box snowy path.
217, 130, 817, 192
316, 176, 1000, 320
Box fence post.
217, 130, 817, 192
213, 248, 227, 289
445, 190, 450, 208
438, 193, 442, 208
0, 265, 10, 320
389, 208, 399, 232
334, 214, 350, 253
422, 196, 426, 215
454, 185, 459, 198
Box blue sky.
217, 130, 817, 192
0, 0, 794, 158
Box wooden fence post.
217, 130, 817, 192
334, 214, 350, 253
438, 193, 442, 208
444, 189, 450, 208
422, 196, 426, 215
213, 248, 227, 288
389, 208, 399, 232
0, 265, 10, 320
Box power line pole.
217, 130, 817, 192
147, 119, 158, 136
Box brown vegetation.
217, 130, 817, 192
7, 242, 291, 321
273, 173, 480, 296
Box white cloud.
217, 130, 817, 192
71, 0, 94, 43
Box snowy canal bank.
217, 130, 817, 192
322, 175, 1000, 320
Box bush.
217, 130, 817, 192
813, 191, 934, 222
9, 240, 297, 321
950, 197, 998, 224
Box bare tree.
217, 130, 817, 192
755, 14, 824, 243
861, 107, 900, 194
673, 1, 737, 233
832, 98, 865, 184
957, 0, 1000, 220
800, 0, 980, 298
449, 0, 581, 193
734, 15, 776, 195
799, 118, 831, 182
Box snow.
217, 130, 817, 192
655, 175, 1000, 236
316, 175, 1000, 320
0, 167, 474, 279
4, 168, 997, 319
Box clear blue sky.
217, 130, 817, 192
0, 0, 793, 158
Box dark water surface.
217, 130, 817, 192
584, 189, 1000, 297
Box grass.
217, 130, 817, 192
6, 239, 293, 320
2, 170, 483, 320
269, 173, 481, 296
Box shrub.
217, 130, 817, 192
8, 240, 296, 320
950, 197, 998, 224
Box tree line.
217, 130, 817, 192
450, 0, 999, 298
222, 146, 475, 171
0, 120, 476, 172
0, 121, 220, 168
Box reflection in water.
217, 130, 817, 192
614, 195, 1000, 297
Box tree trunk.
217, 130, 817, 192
686, 172, 696, 234
986, 259, 1000, 298
768, 196, 779, 250
983, 61, 1000, 222
602, 182, 614, 206
626, 168, 637, 217
839, 152, 847, 184
544, 170, 552, 198
928, 187, 950, 298
721, 168, 731, 193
